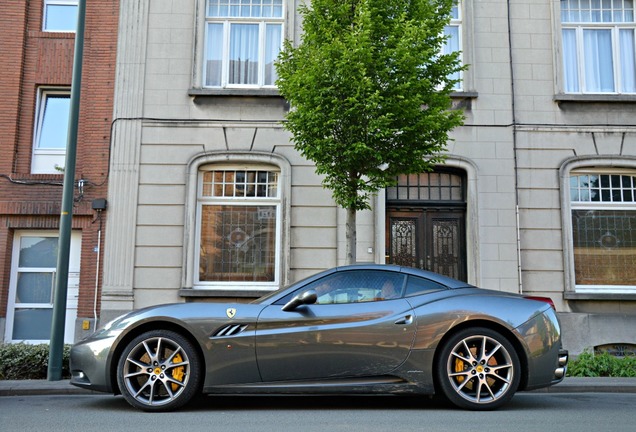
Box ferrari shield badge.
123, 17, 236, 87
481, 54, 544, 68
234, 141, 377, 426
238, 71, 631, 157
226, 308, 237, 319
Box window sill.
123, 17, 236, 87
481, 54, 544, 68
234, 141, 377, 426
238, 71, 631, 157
189, 89, 477, 102
450, 91, 477, 110
450, 91, 478, 99
28, 30, 76, 40
555, 94, 636, 104
179, 288, 273, 298
564, 292, 636, 301
189, 88, 282, 98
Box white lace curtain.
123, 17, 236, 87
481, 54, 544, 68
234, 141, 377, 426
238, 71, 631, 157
561, 0, 635, 93
205, 0, 282, 87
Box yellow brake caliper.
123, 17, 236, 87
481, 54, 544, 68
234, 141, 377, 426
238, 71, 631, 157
171, 353, 185, 391
455, 357, 465, 383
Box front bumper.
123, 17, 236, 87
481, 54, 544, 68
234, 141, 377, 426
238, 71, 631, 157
69, 335, 118, 394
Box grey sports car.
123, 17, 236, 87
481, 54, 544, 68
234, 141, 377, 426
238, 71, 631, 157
70, 264, 568, 411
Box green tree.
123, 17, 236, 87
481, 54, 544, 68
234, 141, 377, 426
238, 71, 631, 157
276, 0, 465, 264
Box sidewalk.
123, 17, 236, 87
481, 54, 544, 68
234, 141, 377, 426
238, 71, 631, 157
0, 379, 95, 396
531, 377, 636, 394
1, 377, 635, 397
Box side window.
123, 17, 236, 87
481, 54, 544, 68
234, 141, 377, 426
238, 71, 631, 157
302, 271, 406, 304
43, 0, 79, 32
405, 275, 447, 297
32, 89, 71, 174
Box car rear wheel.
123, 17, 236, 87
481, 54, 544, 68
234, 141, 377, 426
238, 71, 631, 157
436, 327, 520, 410
116, 330, 201, 411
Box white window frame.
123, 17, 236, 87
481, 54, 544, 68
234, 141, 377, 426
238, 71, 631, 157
563, 163, 636, 295
193, 163, 283, 290
444, 2, 464, 91
203, 0, 285, 89
32, 88, 71, 174
183, 152, 291, 293
560, 0, 636, 94
4, 231, 81, 344
43, 0, 79, 32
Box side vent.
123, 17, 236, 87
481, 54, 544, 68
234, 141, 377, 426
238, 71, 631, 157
212, 324, 249, 337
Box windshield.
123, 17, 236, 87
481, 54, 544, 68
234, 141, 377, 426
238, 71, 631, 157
250, 269, 333, 304
250, 287, 286, 304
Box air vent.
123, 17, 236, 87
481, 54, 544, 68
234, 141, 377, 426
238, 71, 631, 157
212, 324, 248, 337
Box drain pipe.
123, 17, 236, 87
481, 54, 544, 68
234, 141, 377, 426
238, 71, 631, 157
91, 199, 107, 331
506, 0, 523, 294
94, 216, 102, 328
516, 205, 523, 294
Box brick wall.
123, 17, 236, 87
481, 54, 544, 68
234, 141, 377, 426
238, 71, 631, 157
0, 0, 119, 324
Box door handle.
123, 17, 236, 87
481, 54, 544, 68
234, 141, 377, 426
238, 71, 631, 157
394, 315, 413, 325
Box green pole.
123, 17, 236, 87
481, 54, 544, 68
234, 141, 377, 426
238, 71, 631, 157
48, 0, 86, 381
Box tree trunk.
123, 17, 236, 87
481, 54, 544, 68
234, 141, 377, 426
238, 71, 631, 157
345, 206, 356, 264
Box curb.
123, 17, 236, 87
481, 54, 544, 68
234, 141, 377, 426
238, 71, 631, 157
531, 377, 636, 394
0, 380, 98, 396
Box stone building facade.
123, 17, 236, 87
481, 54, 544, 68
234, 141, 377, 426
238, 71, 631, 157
98, 0, 636, 355
10, 0, 631, 355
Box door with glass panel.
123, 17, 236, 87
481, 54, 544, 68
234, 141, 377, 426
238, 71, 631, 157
5, 231, 81, 343
386, 170, 467, 282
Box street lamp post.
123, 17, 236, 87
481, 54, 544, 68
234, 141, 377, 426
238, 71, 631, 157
48, 0, 86, 381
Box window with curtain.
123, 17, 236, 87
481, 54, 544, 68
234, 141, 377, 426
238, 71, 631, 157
205, 0, 283, 88
196, 166, 281, 287
570, 171, 636, 293
443, 3, 463, 91
561, 0, 636, 94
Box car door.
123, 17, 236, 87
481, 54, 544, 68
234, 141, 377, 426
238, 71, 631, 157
255, 270, 416, 382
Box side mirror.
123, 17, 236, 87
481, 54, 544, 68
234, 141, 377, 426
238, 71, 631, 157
282, 289, 318, 312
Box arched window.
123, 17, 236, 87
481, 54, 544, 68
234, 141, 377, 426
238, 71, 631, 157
569, 170, 636, 293
196, 164, 282, 288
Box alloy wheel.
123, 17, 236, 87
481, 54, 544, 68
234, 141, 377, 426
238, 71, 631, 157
117, 330, 200, 411
437, 327, 520, 410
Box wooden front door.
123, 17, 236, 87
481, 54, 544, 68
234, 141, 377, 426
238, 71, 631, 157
386, 170, 467, 281
387, 209, 466, 281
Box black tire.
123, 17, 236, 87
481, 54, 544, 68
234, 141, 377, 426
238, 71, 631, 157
116, 330, 201, 412
435, 327, 521, 410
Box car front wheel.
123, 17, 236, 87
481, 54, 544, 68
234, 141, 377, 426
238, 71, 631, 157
436, 327, 520, 410
116, 330, 201, 411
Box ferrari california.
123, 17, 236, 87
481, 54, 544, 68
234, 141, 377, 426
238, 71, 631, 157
70, 264, 568, 411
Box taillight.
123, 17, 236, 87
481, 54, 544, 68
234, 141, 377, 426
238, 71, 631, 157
524, 296, 556, 310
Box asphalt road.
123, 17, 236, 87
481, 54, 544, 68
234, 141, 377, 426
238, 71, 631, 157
1, 392, 635, 432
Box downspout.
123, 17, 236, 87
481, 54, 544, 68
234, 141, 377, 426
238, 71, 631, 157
506, 0, 523, 294
94, 210, 103, 329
